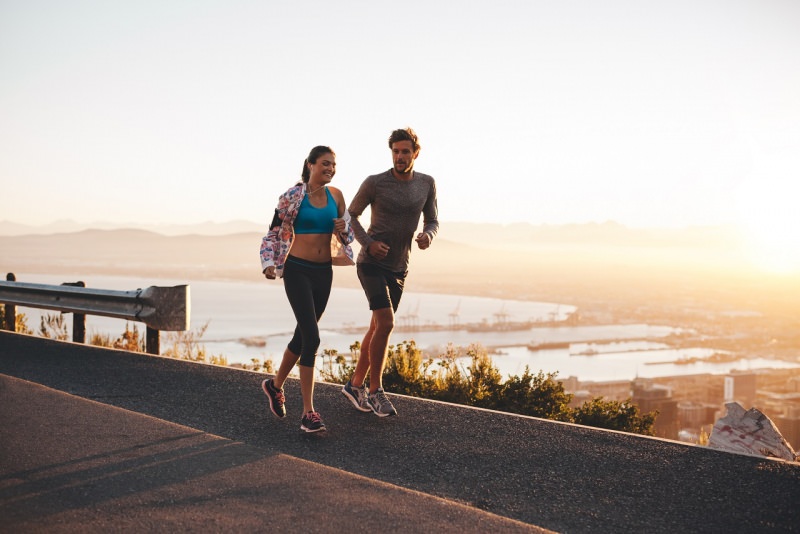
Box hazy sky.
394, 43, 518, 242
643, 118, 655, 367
1, 2, 798, 251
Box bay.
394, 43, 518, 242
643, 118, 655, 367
11, 273, 800, 382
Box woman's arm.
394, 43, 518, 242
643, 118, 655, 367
330, 186, 354, 245
259, 185, 302, 276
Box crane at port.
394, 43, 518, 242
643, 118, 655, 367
449, 300, 461, 327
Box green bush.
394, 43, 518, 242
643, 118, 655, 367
572, 397, 657, 436
497, 368, 573, 421
320, 343, 359, 384
322, 339, 656, 436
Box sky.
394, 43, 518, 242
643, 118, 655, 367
1, 1, 799, 268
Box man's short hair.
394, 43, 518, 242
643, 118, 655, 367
388, 127, 420, 152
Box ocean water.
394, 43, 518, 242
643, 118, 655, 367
10, 273, 799, 381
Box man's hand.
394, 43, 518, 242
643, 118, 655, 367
415, 232, 431, 250
263, 266, 276, 279
367, 241, 390, 260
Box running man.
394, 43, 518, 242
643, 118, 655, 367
341, 127, 439, 416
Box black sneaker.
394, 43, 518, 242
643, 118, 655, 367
368, 388, 397, 417
262, 379, 286, 418
300, 411, 326, 433
342, 380, 372, 412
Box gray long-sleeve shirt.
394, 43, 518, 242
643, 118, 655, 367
348, 169, 439, 273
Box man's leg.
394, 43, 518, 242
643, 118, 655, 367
368, 307, 395, 394
344, 263, 399, 415
350, 317, 375, 387
342, 319, 374, 412
342, 309, 396, 415
364, 306, 398, 417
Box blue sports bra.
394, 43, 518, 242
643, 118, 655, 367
294, 187, 337, 234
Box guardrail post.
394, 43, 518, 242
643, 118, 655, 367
3, 273, 16, 332
146, 327, 159, 355
62, 281, 87, 344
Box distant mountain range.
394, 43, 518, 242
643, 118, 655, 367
0, 219, 752, 290
1, 221, 790, 315
0, 219, 744, 251
0, 219, 265, 237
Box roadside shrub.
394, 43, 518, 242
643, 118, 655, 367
571, 397, 657, 436
163, 321, 217, 362
0, 306, 32, 334
497, 368, 573, 421
321, 339, 656, 436
320, 344, 359, 384
38, 313, 69, 341
90, 322, 145, 352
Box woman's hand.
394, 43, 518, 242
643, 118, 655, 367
332, 217, 346, 234
264, 266, 276, 279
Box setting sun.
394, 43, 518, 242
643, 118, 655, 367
741, 225, 800, 275
736, 154, 800, 275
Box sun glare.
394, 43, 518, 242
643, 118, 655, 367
741, 224, 800, 275
735, 155, 800, 275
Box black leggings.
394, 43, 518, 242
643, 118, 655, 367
283, 255, 333, 367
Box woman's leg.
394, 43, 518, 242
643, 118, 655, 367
297, 266, 332, 412
272, 345, 300, 390
298, 364, 315, 413
283, 258, 332, 413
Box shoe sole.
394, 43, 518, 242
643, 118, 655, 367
369, 399, 398, 417
300, 424, 327, 433
262, 379, 286, 419
341, 386, 372, 412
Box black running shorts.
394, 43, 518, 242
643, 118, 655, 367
356, 263, 407, 312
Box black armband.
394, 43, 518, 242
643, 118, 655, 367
270, 209, 281, 230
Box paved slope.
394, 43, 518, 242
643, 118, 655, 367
2, 332, 799, 533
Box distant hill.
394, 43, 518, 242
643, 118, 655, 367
0, 218, 744, 251
3, 223, 798, 339
0, 221, 752, 280
0, 219, 265, 237
0, 228, 269, 284
1, 222, 789, 311
442, 221, 744, 250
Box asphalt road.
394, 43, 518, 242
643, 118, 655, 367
2, 331, 799, 533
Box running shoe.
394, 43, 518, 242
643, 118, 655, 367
262, 378, 286, 418
300, 411, 327, 433
342, 380, 372, 412
368, 388, 397, 417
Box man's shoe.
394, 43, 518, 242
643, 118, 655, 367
300, 411, 327, 433
342, 380, 372, 412
368, 388, 397, 417
262, 379, 286, 418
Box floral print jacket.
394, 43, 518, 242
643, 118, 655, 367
259, 182, 355, 278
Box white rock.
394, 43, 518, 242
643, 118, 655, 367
708, 402, 797, 461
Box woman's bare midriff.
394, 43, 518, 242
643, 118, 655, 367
290, 233, 332, 262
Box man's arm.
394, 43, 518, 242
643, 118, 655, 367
348, 177, 375, 248
420, 179, 439, 242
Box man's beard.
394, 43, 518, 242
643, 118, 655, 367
394, 162, 412, 174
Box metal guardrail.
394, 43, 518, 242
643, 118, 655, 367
0, 273, 190, 355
